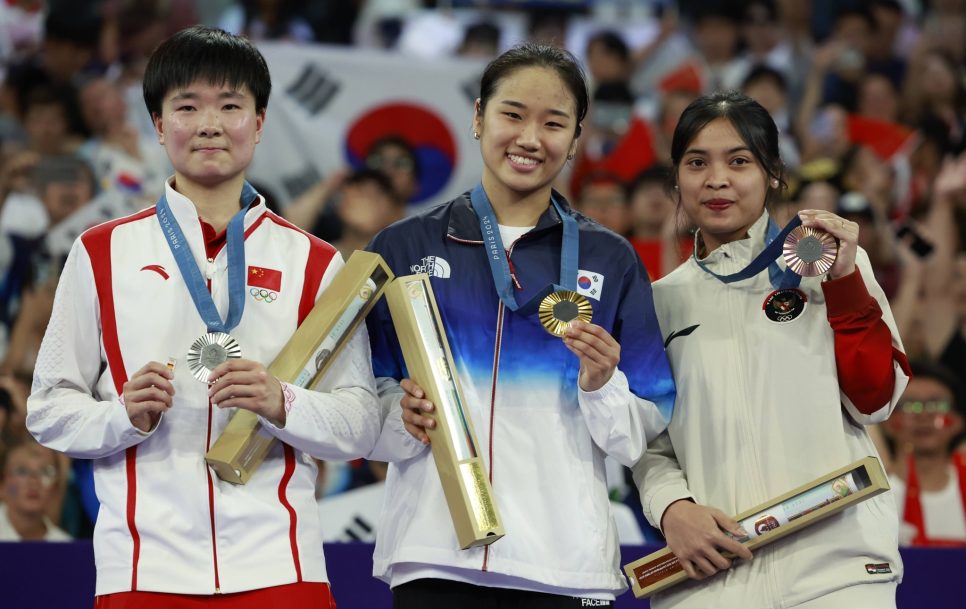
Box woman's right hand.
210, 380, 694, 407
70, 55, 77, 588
399, 378, 436, 445
661, 499, 754, 580
122, 362, 175, 432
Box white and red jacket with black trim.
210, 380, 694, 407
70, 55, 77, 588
27, 181, 382, 596
633, 211, 911, 609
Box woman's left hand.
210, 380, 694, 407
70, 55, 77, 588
208, 359, 286, 425
563, 320, 620, 392
798, 209, 859, 279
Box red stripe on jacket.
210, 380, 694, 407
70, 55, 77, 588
267, 212, 336, 578
81, 206, 156, 591
262, 213, 337, 324
823, 267, 911, 414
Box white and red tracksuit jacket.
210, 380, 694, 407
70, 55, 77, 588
27, 181, 382, 596
634, 211, 911, 609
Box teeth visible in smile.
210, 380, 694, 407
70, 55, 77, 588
507, 154, 538, 166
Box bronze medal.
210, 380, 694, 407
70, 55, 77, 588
783, 226, 838, 276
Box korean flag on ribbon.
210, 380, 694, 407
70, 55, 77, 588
576, 270, 604, 301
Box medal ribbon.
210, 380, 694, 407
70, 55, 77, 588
694, 215, 803, 289
470, 183, 578, 315
155, 182, 258, 333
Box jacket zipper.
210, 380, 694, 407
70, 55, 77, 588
482, 300, 506, 572
205, 269, 222, 593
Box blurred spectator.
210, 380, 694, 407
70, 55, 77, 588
333, 168, 405, 258
735, 0, 797, 89
585, 30, 632, 87
742, 64, 801, 169
690, 3, 744, 90
573, 171, 629, 236
19, 85, 79, 156
458, 21, 501, 59
364, 135, 420, 203
0, 438, 71, 541
626, 165, 691, 281
903, 50, 966, 155
218, 0, 315, 43
857, 72, 902, 123
885, 361, 966, 547
77, 76, 168, 202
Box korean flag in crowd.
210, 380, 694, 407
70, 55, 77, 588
248, 43, 487, 211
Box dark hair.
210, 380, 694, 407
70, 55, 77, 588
343, 168, 402, 207
741, 65, 788, 94
479, 42, 589, 138
366, 135, 420, 180
908, 361, 964, 418
587, 31, 630, 63
142, 26, 271, 118
627, 164, 672, 198
743, 0, 778, 23
834, 6, 877, 32
670, 90, 785, 203
460, 22, 501, 54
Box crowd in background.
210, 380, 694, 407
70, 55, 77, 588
0, 0, 963, 548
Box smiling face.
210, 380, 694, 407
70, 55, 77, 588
474, 66, 579, 210
152, 80, 264, 192
676, 117, 771, 253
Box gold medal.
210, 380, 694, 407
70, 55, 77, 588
783, 226, 838, 276
538, 290, 592, 337
186, 332, 242, 382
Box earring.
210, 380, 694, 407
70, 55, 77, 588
473, 131, 480, 140
772, 179, 779, 188
567, 153, 575, 160
673, 184, 679, 190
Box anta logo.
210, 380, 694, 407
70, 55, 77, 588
410, 256, 451, 278
140, 264, 169, 280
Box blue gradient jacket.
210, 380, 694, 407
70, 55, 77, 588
365, 190, 675, 595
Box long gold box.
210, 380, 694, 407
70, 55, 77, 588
624, 456, 890, 599
384, 273, 505, 549
205, 250, 393, 484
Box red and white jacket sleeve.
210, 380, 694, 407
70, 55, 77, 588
27, 241, 154, 458
260, 255, 385, 461
823, 248, 911, 425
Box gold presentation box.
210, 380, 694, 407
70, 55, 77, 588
385, 274, 505, 549
624, 456, 890, 599
205, 250, 393, 484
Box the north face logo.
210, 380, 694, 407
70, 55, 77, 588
410, 256, 451, 278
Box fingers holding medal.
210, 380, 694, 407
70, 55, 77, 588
562, 319, 620, 393
208, 359, 286, 424
797, 209, 858, 279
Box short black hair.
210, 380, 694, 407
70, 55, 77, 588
834, 6, 877, 32
142, 25, 271, 118
628, 164, 673, 198
343, 168, 402, 207
366, 135, 421, 180
742, 65, 788, 94
587, 30, 630, 63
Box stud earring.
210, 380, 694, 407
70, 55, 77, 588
772, 179, 779, 188
567, 153, 575, 160
473, 131, 480, 140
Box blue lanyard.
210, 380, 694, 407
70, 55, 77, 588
470, 183, 579, 315
694, 214, 803, 290
155, 182, 258, 333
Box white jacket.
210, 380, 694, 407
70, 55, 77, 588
633, 212, 909, 609
27, 181, 382, 596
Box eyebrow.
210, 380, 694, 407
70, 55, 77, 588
169, 90, 247, 101
498, 99, 572, 119
684, 146, 752, 155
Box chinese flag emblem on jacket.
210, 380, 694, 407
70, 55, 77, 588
247, 266, 282, 292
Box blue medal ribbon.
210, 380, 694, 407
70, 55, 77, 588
694, 214, 803, 290
155, 182, 258, 333
470, 183, 579, 315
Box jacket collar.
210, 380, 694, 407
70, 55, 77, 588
693, 210, 771, 270
446, 187, 575, 242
